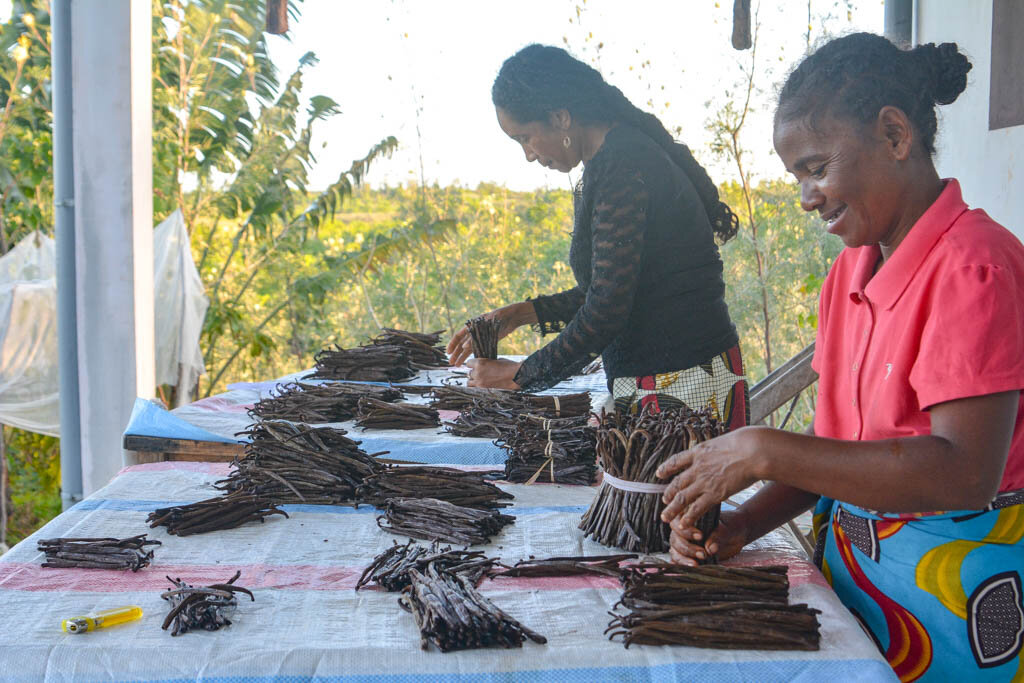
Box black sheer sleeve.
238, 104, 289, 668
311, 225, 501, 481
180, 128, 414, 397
514, 163, 650, 392
529, 288, 586, 335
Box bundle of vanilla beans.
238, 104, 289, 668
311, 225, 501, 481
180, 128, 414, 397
606, 564, 821, 650
400, 563, 547, 652
355, 397, 440, 430
579, 408, 726, 555
162, 571, 254, 636
356, 540, 500, 591
430, 386, 591, 417
38, 535, 161, 571
216, 421, 385, 505
147, 491, 288, 536
371, 328, 449, 368
309, 328, 450, 382
308, 344, 417, 382
497, 414, 597, 485
358, 466, 512, 510
494, 553, 636, 579
433, 387, 593, 439
465, 316, 502, 360
249, 381, 403, 423
378, 497, 515, 546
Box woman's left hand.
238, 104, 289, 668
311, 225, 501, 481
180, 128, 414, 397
656, 426, 769, 528
466, 358, 522, 389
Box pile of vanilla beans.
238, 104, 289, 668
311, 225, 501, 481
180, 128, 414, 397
161, 571, 254, 636
250, 381, 402, 423
607, 564, 821, 650
400, 563, 547, 652
355, 397, 440, 430
148, 420, 511, 536
465, 316, 502, 360
378, 498, 515, 546
580, 408, 726, 554
308, 328, 448, 382
496, 414, 597, 485
38, 535, 161, 571
357, 540, 501, 592
429, 386, 598, 485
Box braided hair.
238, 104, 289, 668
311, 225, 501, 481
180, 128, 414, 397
776, 33, 972, 156
493, 44, 739, 244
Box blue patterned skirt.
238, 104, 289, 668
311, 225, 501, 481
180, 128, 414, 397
813, 490, 1024, 681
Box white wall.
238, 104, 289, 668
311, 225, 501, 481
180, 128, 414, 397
917, 0, 1023, 238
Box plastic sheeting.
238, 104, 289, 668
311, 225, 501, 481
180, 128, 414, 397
0, 461, 897, 682
153, 209, 208, 400
0, 211, 208, 436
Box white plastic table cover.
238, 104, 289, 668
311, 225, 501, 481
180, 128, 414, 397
0, 461, 896, 682
27, 363, 899, 682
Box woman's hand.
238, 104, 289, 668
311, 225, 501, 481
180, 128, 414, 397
446, 301, 537, 367
656, 426, 768, 530
668, 509, 750, 566
466, 358, 522, 389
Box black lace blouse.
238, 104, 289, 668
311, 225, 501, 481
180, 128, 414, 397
513, 125, 738, 392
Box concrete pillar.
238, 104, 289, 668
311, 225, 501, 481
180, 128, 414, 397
70, 1, 154, 494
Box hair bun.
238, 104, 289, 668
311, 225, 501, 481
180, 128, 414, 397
913, 42, 972, 105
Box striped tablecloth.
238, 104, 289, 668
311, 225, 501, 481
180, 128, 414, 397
0, 458, 896, 682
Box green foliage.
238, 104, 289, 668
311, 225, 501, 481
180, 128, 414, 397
4, 427, 60, 546
0, 0, 52, 249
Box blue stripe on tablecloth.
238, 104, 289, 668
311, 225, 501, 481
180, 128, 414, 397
70, 498, 587, 516
124, 658, 898, 683
355, 437, 505, 465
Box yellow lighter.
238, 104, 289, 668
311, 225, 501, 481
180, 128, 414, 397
61, 606, 143, 634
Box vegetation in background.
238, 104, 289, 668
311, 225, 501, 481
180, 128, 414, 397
0, 0, 842, 545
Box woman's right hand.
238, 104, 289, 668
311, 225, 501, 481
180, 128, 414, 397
446, 301, 536, 367
668, 509, 750, 567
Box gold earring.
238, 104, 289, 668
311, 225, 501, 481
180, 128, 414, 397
563, 135, 571, 149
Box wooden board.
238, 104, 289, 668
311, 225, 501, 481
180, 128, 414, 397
123, 434, 245, 463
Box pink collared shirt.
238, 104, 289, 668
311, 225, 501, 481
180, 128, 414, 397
812, 179, 1024, 492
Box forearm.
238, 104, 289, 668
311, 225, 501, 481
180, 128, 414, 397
734, 481, 820, 545
756, 429, 1003, 512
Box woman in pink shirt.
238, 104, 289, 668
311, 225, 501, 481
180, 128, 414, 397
658, 33, 1024, 681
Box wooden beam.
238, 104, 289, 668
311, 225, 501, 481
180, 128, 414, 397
123, 434, 244, 463
749, 342, 817, 425
266, 0, 288, 34
732, 0, 752, 50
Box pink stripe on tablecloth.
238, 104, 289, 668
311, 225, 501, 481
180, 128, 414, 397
119, 461, 234, 476
0, 556, 823, 593
437, 409, 460, 422
0, 563, 362, 592
187, 396, 254, 413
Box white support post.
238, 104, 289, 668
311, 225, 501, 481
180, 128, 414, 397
70, 1, 155, 495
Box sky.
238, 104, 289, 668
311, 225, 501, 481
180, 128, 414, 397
2, 0, 885, 191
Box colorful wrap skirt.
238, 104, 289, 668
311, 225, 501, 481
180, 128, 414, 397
813, 490, 1024, 682
611, 344, 749, 429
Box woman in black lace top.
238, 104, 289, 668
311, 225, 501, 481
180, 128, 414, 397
447, 45, 748, 424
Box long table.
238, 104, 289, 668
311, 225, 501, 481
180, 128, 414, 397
0, 368, 897, 682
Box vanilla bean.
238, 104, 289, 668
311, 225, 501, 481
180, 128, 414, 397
399, 563, 546, 652
494, 553, 637, 578
378, 498, 515, 546
465, 316, 502, 360
147, 491, 288, 536
308, 344, 417, 382
161, 571, 254, 636
38, 535, 161, 571
497, 415, 597, 485
356, 539, 501, 591
358, 466, 512, 510
249, 381, 402, 423
579, 407, 726, 555
217, 421, 385, 505
371, 328, 449, 369
355, 398, 440, 430
607, 564, 821, 650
